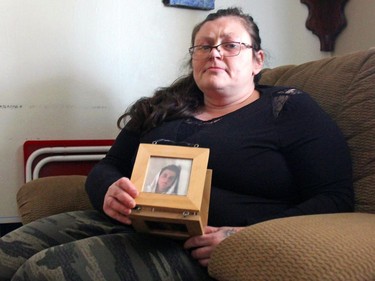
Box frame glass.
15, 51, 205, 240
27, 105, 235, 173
143, 156, 192, 196
130, 143, 211, 239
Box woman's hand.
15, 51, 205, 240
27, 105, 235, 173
103, 177, 139, 224
184, 226, 243, 267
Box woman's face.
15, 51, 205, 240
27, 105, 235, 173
192, 16, 263, 96
157, 169, 177, 192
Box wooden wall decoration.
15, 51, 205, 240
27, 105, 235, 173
301, 0, 349, 52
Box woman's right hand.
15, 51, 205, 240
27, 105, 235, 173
103, 177, 139, 224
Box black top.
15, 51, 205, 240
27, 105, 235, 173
86, 85, 354, 226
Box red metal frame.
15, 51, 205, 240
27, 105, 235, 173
23, 139, 114, 181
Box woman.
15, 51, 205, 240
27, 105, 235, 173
144, 164, 181, 194
0, 7, 353, 280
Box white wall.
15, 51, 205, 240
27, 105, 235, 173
221, 0, 330, 66
0, 0, 374, 222
335, 0, 375, 54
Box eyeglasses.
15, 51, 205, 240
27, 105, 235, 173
189, 42, 252, 60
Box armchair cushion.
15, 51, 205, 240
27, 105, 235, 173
208, 213, 375, 281
17, 175, 93, 224
260, 48, 375, 214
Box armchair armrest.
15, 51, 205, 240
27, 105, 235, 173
17, 175, 93, 224
208, 213, 375, 281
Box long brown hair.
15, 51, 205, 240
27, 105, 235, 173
117, 7, 262, 134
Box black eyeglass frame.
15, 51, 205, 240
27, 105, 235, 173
189, 41, 253, 60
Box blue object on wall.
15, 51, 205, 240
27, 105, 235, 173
163, 0, 214, 10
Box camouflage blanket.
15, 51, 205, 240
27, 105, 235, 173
0, 210, 212, 281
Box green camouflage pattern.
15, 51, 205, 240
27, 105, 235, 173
0, 210, 212, 281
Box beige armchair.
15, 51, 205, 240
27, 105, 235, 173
17, 48, 375, 280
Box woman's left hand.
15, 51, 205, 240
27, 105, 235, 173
184, 226, 243, 267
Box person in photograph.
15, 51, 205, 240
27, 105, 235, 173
0, 7, 353, 280
144, 164, 181, 194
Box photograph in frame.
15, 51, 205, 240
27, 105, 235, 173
142, 156, 192, 196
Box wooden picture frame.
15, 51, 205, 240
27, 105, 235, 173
130, 143, 211, 239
